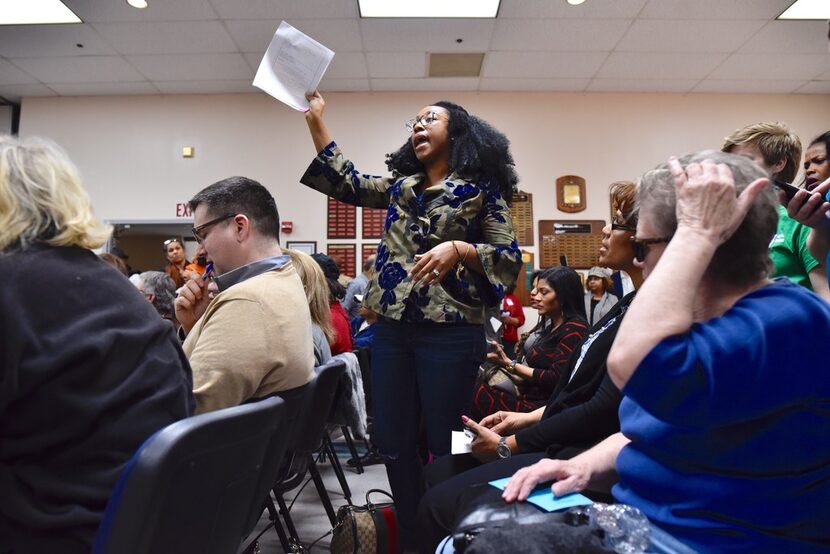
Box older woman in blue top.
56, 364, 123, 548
300, 91, 521, 547
503, 151, 830, 553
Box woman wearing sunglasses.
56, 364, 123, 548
504, 152, 830, 553
299, 91, 521, 549
417, 181, 644, 551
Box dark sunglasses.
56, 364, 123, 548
630, 236, 672, 263
191, 213, 235, 243
611, 222, 637, 233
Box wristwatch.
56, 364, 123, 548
496, 437, 512, 459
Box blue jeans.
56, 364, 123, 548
372, 319, 485, 547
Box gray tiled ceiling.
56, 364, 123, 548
0, 0, 827, 102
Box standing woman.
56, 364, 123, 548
163, 238, 189, 288
300, 91, 521, 546
583, 266, 618, 326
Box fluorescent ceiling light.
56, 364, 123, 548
127, 0, 148, 8
0, 0, 81, 24
567, 0, 586, 5
359, 0, 500, 18
778, 0, 830, 19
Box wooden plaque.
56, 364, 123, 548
556, 175, 586, 213
327, 198, 356, 239
509, 191, 534, 246
362, 207, 386, 239
538, 220, 605, 269
327, 243, 357, 278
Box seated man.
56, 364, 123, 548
134, 270, 178, 329
503, 152, 830, 553
0, 136, 194, 552
175, 176, 315, 414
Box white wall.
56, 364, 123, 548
19, 91, 830, 262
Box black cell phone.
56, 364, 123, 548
772, 179, 804, 200
559, 255, 568, 267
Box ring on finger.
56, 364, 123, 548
431, 269, 440, 277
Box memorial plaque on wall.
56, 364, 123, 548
327, 198, 356, 239
327, 243, 357, 278
509, 191, 534, 246
538, 220, 606, 269
362, 207, 386, 239
516, 250, 534, 307
361, 243, 379, 265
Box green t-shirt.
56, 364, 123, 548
769, 205, 819, 290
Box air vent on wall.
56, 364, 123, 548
428, 53, 485, 77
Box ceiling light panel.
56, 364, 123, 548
359, 0, 500, 18
778, 0, 830, 20
0, 0, 81, 25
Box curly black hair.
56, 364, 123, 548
384, 101, 519, 202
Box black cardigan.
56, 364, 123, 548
514, 292, 635, 457
0, 245, 195, 553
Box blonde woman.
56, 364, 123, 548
0, 135, 194, 552
287, 248, 335, 365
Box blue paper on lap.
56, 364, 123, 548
489, 477, 593, 512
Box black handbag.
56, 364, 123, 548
450, 487, 634, 554
330, 489, 399, 554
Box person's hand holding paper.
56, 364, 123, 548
253, 21, 334, 111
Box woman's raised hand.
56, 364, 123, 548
669, 157, 767, 246
305, 90, 325, 119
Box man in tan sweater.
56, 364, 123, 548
175, 176, 314, 414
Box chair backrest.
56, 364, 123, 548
93, 397, 286, 554
292, 358, 346, 454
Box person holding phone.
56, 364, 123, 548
299, 91, 521, 548
722, 122, 830, 301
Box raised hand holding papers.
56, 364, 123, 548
253, 21, 334, 111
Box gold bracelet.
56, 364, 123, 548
461, 243, 471, 265
451, 240, 463, 264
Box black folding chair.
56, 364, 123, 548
268, 358, 347, 546
93, 397, 286, 554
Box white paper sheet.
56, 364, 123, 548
451, 430, 474, 454
489, 316, 503, 334
253, 21, 335, 111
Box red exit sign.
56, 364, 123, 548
175, 203, 192, 217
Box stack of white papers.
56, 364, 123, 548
253, 21, 335, 111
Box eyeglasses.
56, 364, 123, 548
405, 112, 447, 132
191, 213, 235, 244
630, 236, 673, 263
611, 222, 636, 233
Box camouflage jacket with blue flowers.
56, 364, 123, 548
300, 142, 521, 324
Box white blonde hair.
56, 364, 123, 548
0, 135, 110, 251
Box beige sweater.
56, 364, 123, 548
183, 263, 314, 414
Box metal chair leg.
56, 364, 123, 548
274, 490, 300, 542
323, 432, 352, 502
340, 425, 364, 474
264, 496, 291, 552
308, 456, 338, 526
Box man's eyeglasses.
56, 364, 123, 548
630, 236, 673, 263
191, 213, 235, 244
405, 112, 447, 132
